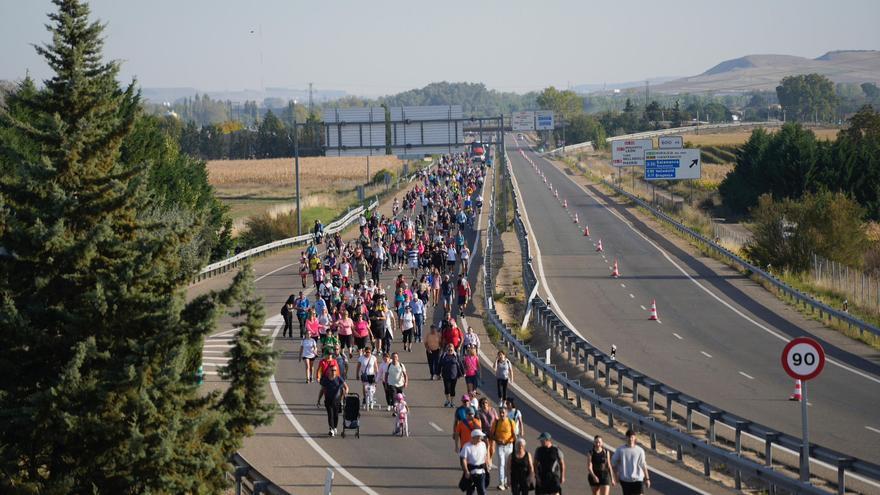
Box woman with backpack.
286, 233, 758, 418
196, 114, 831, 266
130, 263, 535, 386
587, 435, 615, 495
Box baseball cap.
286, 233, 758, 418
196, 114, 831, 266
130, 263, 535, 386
537, 432, 552, 441
461, 394, 471, 402
471, 429, 485, 438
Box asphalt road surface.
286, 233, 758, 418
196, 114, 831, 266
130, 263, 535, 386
187, 162, 721, 494
504, 135, 880, 464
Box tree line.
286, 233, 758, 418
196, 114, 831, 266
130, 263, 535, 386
0, 1, 272, 491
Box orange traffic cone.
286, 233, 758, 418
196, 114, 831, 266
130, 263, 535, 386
583, 226, 590, 237
789, 380, 802, 401
649, 299, 659, 320
596, 239, 603, 252
573, 213, 579, 224
563, 199, 568, 208
611, 258, 620, 278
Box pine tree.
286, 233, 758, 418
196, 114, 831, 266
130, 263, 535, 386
0, 1, 275, 492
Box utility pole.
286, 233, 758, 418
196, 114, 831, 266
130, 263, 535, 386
293, 100, 301, 236
645, 80, 649, 109
308, 82, 314, 116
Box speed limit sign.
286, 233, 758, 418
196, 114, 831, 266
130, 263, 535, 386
781, 337, 826, 381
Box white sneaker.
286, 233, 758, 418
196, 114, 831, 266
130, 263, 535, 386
387, 405, 392, 411
329, 429, 335, 437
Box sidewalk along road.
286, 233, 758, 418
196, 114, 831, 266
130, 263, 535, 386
505, 135, 880, 463
190, 157, 721, 494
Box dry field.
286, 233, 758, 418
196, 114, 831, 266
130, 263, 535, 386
207, 155, 405, 199
683, 127, 839, 147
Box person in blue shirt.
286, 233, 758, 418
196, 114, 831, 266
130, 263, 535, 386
296, 292, 311, 338
314, 293, 327, 317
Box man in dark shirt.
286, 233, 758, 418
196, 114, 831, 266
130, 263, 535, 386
320, 367, 348, 437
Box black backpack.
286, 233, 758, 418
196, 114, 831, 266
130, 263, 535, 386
535, 446, 561, 486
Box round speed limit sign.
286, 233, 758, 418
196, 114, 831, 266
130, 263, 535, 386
781, 337, 825, 381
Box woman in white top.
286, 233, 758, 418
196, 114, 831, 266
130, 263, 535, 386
299, 335, 319, 383
493, 350, 513, 405
401, 306, 415, 352
356, 347, 379, 409
459, 245, 470, 276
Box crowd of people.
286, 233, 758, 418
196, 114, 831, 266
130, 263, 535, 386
280, 150, 652, 494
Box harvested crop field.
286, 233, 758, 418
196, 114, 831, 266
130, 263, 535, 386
207, 155, 405, 198
683, 127, 839, 147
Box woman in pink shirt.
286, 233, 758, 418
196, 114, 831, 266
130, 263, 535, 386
463, 346, 480, 395
353, 313, 372, 352
337, 310, 355, 359
305, 309, 322, 339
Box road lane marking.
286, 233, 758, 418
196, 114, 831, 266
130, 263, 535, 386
429, 422, 443, 432
640, 305, 647, 311
204, 344, 234, 348
268, 319, 379, 495
739, 371, 755, 380
542, 157, 880, 386
472, 340, 712, 494
866, 426, 880, 435
701, 351, 713, 358
620, 284, 626, 288
629, 294, 635, 299
673, 333, 683, 340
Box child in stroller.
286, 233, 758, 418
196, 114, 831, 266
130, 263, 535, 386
392, 392, 409, 437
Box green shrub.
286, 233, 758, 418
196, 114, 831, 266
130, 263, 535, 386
372, 168, 396, 184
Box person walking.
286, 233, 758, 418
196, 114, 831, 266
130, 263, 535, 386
356, 347, 379, 410
376, 352, 395, 412
299, 333, 319, 383
281, 297, 296, 338
534, 432, 565, 495
424, 324, 442, 380
459, 428, 489, 495
491, 403, 518, 490
400, 305, 415, 352
384, 352, 408, 412
611, 430, 650, 495
506, 398, 525, 438
508, 437, 535, 495
439, 344, 465, 407
320, 366, 348, 437
587, 435, 615, 495
295, 291, 311, 338
494, 350, 513, 406
453, 407, 483, 453
463, 346, 480, 395
410, 295, 425, 342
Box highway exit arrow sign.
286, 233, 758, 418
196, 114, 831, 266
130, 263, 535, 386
644, 148, 701, 180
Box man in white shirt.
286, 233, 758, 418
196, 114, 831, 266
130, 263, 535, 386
459, 429, 488, 495
612, 429, 650, 495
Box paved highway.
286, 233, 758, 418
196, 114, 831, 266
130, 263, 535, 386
188, 162, 721, 494
505, 135, 880, 464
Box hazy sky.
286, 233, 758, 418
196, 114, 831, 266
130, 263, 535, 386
1, 0, 878, 96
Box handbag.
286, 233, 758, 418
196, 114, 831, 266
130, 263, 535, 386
458, 474, 472, 492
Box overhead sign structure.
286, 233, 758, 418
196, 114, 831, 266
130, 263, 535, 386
658, 135, 683, 149
512, 111, 535, 131
644, 148, 702, 180
781, 337, 826, 381
611, 139, 652, 167
535, 110, 555, 130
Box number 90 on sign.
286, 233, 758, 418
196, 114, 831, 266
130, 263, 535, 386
781, 337, 826, 381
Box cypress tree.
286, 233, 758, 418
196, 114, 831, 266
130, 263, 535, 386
0, 1, 275, 492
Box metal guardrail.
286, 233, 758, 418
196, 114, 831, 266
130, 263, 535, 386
195, 200, 378, 282
598, 179, 880, 341
543, 121, 785, 156
488, 152, 878, 494
229, 453, 290, 495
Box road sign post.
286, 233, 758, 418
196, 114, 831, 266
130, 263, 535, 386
781, 337, 826, 483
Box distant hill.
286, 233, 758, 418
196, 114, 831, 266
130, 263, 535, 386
573, 77, 679, 94
648, 50, 880, 94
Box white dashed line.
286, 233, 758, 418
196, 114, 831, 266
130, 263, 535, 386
672, 333, 683, 340
640, 305, 647, 311
620, 284, 626, 288
629, 293, 635, 299
866, 426, 880, 435
429, 421, 443, 432
739, 371, 755, 380
701, 351, 713, 358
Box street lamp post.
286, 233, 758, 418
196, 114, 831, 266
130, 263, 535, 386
293, 99, 301, 236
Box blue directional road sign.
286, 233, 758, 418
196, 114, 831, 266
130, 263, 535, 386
644, 148, 701, 181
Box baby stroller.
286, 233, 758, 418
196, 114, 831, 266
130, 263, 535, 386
341, 393, 361, 438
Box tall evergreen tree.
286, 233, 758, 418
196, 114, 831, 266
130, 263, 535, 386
0, 1, 274, 492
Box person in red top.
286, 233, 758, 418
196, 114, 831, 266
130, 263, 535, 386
315, 354, 340, 407
456, 276, 471, 314
442, 318, 464, 353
